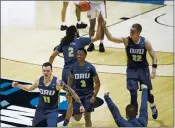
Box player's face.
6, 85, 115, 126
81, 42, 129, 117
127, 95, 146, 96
76, 51, 86, 61
130, 27, 140, 39
42, 66, 52, 78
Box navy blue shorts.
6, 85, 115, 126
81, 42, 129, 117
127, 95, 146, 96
62, 67, 71, 84
73, 96, 94, 115
32, 108, 58, 127
126, 67, 152, 91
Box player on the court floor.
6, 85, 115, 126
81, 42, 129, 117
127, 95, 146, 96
101, 16, 158, 119
87, 0, 106, 52
49, 16, 102, 127
104, 84, 148, 127
12, 62, 85, 127
60, 1, 87, 31
67, 48, 101, 127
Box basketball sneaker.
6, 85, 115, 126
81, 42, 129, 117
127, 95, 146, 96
150, 105, 158, 119
99, 43, 105, 52
76, 22, 87, 29
60, 25, 68, 31
87, 43, 95, 52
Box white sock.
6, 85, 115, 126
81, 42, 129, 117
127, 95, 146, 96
62, 22, 66, 26
150, 103, 155, 108
77, 21, 81, 24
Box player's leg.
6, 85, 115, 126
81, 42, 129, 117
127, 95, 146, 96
62, 68, 74, 126
72, 99, 83, 121
127, 68, 139, 113
62, 94, 73, 127
61, 2, 69, 31
87, 3, 97, 52
140, 67, 158, 119
84, 112, 92, 127
97, 2, 106, 52
74, 2, 87, 29
32, 109, 47, 127
83, 97, 94, 127
47, 111, 58, 127
87, 18, 96, 52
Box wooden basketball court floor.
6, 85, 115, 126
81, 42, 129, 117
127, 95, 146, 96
1, 1, 174, 127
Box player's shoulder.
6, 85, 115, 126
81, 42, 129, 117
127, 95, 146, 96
86, 61, 95, 69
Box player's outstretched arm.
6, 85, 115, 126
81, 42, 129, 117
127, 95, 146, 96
57, 80, 82, 105
91, 13, 102, 43
104, 91, 129, 126
12, 79, 39, 92
49, 50, 60, 64
103, 22, 127, 44
138, 84, 148, 127
145, 39, 157, 79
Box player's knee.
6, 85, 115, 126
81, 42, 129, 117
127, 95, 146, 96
74, 114, 82, 121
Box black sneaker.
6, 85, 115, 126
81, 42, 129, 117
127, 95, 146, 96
87, 43, 95, 52
151, 105, 158, 119
60, 25, 68, 31
99, 43, 105, 52
76, 22, 87, 29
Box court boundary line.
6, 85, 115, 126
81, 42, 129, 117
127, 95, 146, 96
1, 58, 173, 77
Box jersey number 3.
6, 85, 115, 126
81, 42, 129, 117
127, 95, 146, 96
132, 55, 142, 61
80, 80, 86, 87
68, 47, 74, 57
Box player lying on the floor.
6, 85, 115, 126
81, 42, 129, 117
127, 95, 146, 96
104, 84, 148, 127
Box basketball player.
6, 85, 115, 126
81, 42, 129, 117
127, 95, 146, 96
87, 0, 106, 52
61, 1, 87, 31
67, 48, 101, 127
12, 62, 85, 127
49, 16, 102, 127
104, 84, 148, 127
101, 18, 158, 119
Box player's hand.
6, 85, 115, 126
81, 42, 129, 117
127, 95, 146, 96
150, 68, 156, 79
104, 90, 109, 96
90, 96, 96, 104
80, 105, 85, 113
12, 81, 19, 87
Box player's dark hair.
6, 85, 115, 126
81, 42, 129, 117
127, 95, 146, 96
132, 23, 142, 33
126, 104, 137, 118
78, 48, 87, 55
60, 25, 79, 46
42, 62, 52, 70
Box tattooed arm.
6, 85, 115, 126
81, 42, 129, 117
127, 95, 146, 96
56, 80, 83, 106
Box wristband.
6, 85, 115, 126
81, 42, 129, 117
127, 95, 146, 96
152, 64, 157, 68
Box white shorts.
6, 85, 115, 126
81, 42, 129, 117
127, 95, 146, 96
87, 2, 106, 19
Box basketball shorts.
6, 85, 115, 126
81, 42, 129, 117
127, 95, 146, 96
126, 67, 152, 91
87, 2, 106, 19
32, 108, 58, 127
73, 95, 94, 114
62, 67, 71, 85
